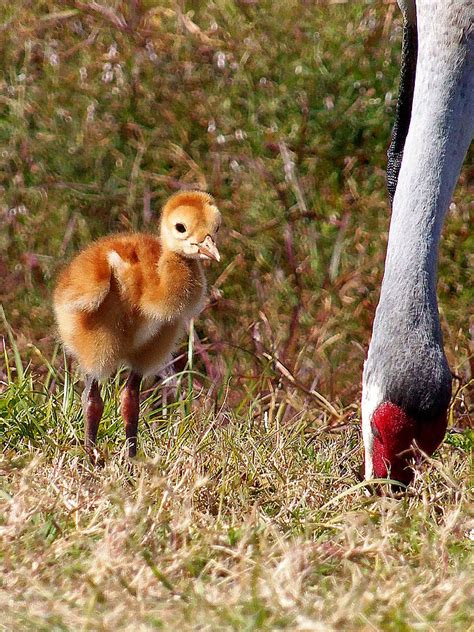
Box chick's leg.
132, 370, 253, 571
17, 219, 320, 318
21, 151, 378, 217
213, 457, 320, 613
82, 376, 104, 453
121, 372, 142, 457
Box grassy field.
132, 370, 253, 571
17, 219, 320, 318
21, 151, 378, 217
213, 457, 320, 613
1, 1, 473, 630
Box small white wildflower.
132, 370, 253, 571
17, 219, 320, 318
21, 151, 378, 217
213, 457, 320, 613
207, 120, 216, 133
114, 63, 124, 86
210, 21, 218, 32
9, 204, 28, 216
49, 52, 59, 67
230, 159, 240, 172
108, 42, 118, 59
102, 62, 113, 83
79, 67, 87, 82
86, 103, 95, 122
295, 64, 303, 75
145, 41, 158, 62
235, 129, 246, 141
259, 77, 268, 86
325, 96, 334, 110
17, 73, 26, 82
216, 134, 226, 145
216, 52, 226, 69
57, 108, 71, 122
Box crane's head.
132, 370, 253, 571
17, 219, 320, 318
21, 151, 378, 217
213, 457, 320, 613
369, 402, 416, 485
368, 401, 448, 486
160, 191, 221, 262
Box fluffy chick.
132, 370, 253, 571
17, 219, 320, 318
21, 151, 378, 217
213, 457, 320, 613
53, 191, 221, 458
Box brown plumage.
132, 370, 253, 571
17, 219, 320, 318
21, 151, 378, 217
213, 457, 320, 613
53, 191, 221, 458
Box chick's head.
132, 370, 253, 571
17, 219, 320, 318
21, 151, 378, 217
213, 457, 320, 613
160, 191, 221, 261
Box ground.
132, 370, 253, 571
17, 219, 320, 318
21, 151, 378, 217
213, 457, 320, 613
1, 1, 473, 630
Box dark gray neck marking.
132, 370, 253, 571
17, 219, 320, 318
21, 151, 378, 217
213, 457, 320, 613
387, 21, 418, 204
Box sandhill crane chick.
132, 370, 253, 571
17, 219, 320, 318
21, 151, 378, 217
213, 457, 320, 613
54, 191, 221, 458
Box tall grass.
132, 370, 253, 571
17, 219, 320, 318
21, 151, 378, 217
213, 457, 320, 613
1, 330, 473, 629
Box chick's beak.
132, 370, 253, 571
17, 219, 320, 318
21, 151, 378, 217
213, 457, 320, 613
197, 235, 220, 262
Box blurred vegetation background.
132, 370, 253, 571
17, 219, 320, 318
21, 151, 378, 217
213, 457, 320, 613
0, 0, 472, 416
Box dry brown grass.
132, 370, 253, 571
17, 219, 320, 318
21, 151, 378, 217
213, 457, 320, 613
1, 362, 473, 630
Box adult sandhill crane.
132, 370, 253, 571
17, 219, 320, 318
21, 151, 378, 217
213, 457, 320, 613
362, 0, 473, 485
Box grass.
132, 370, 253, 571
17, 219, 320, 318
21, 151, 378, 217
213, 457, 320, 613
1, 345, 473, 630
0, 1, 473, 629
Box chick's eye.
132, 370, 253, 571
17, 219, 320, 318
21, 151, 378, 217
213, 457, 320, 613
175, 223, 187, 234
